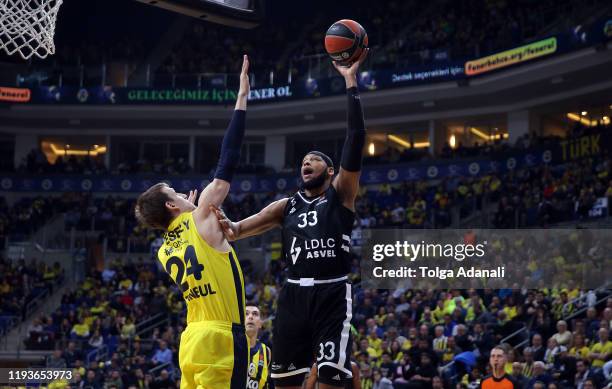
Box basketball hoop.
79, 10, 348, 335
0, 0, 63, 60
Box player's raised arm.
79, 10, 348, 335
195, 55, 250, 217
331, 48, 369, 211
210, 197, 288, 241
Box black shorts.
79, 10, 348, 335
271, 279, 353, 386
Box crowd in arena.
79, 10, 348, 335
2, 136, 610, 254
0, 195, 65, 244
0, 169, 610, 388
25, 257, 187, 388
10, 249, 611, 388
9, 148, 193, 176
155, 0, 606, 85
11, 0, 605, 89
0, 256, 63, 335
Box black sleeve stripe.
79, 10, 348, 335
228, 252, 245, 325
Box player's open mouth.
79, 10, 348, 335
302, 167, 314, 178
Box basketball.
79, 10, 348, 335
324, 19, 368, 65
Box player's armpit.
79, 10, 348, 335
193, 179, 230, 220
234, 197, 288, 239
333, 168, 360, 211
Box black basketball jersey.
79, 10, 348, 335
281, 184, 355, 279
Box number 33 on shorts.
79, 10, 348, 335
317, 341, 335, 361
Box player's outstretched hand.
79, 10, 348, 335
238, 54, 250, 97
332, 47, 369, 79
209, 204, 238, 241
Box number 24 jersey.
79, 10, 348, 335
157, 212, 246, 325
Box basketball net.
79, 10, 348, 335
0, 0, 63, 60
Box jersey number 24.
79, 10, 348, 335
165, 245, 204, 292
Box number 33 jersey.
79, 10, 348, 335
281, 185, 355, 279
157, 212, 246, 325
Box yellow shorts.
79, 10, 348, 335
179, 321, 248, 389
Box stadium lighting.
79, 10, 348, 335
470, 127, 489, 140
581, 111, 588, 116
50, 143, 107, 156
491, 134, 509, 140
386, 134, 430, 149
567, 113, 597, 127
387, 134, 411, 148
449, 134, 456, 148
469, 127, 507, 141
368, 142, 375, 155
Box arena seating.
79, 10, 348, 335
1, 133, 610, 386
0, 257, 64, 340
10, 0, 605, 89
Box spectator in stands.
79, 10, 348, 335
89, 329, 104, 350
84, 369, 101, 389
528, 361, 552, 389
410, 353, 436, 387
522, 347, 536, 378
62, 341, 83, 365
574, 359, 596, 389
28, 318, 44, 337
531, 333, 547, 362
104, 370, 123, 389
151, 340, 172, 366
149, 369, 175, 389
372, 368, 393, 389
543, 337, 566, 369
120, 317, 136, 340
583, 378, 598, 389
552, 320, 572, 347
431, 376, 444, 389
511, 361, 529, 388
589, 327, 611, 368
71, 317, 90, 340
47, 349, 67, 368
432, 325, 447, 356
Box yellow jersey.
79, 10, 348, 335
247, 341, 270, 389
157, 212, 245, 325
590, 340, 612, 367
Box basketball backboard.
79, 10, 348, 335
133, 0, 264, 28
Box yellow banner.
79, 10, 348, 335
465, 37, 557, 76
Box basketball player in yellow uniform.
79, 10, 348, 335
246, 305, 271, 389
135, 55, 251, 389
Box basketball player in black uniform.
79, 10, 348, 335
211, 48, 369, 389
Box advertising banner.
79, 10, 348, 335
28, 85, 295, 105
0, 86, 31, 103
25, 63, 467, 105
465, 37, 558, 76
